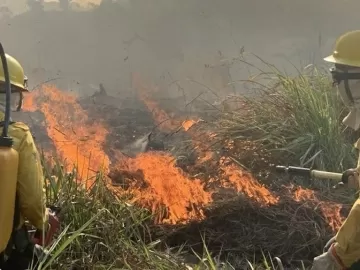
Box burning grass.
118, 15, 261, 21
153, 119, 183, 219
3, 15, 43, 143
158, 194, 335, 268
40, 161, 194, 270
21, 60, 360, 269
36, 153, 347, 270
40, 162, 349, 269
24, 85, 110, 182
110, 151, 212, 224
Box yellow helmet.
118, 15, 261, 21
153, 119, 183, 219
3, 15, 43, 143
324, 30, 360, 68
0, 54, 28, 92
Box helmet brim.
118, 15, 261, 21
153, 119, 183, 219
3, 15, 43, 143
324, 55, 360, 68
12, 84, 29, 93
0, 81, 29, 93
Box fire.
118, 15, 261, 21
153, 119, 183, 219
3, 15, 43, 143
179, 115, 343, 229
23, 84, 211, 224
22, 85, 111, 182
219, 158, 279, 205
292, 186, 344, 231
21, 79, 346, 230
132, 74, 279, 206
192, 131, 217, 163
293, 186, 317, 201
319, 204, 343, 232
132, 73, 180, 132
182, 119, 200, 131
22, 92, 37, 112
118, 152, 212, 224
139, 97, 180, 131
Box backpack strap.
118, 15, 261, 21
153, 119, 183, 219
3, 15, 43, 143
0, 121, 15, 127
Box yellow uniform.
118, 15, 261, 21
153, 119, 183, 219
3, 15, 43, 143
334, 199, 360, 268
0, 111, 47, 253
331, 140, 360, 268
312, 30, 360, 269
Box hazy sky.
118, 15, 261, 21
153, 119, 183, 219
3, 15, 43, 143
0, 0, 359, 100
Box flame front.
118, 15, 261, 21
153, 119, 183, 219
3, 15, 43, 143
220, 158, 279, 205
118, 152, 212, 224
132, 74, 279, 207
24, 84, 212, 224
23, 85, 110, 182
22, 82, 346, 229
133, 73, 180, 132
292, 186, 344, 231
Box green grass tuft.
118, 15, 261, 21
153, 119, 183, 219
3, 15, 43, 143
27, 58, 358, 270
217, 60, 358, 173
36, 158, 191, 270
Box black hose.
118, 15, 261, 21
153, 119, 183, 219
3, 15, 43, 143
0, 43, 11, 138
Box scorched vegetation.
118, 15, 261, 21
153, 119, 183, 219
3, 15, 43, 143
27, 58, 358, 270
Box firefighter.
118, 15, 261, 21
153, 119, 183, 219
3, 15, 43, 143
0, 54, 58, 269
311, 30, 360, 270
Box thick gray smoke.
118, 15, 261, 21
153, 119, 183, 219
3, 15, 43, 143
0, 0, 359, 102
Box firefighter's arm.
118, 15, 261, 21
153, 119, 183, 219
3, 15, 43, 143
355, 138, 360, 173
17, 128, 48, 230
334, 199, 360, 268
340, 139, 360, 189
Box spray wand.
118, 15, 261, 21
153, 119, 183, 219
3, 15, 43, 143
275, 165, 347, 189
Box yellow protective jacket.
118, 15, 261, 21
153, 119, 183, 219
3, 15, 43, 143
334, 199, 360, 268
334, 139, 360, 267
0, 112, 47, 253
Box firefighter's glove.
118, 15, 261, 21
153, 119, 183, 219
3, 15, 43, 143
311, 244, 345, 270
341, 169, 360, 190
32, 209, 60, 247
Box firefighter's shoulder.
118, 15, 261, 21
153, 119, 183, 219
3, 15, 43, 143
11, 121, 30, 132
7, 122, 33, 148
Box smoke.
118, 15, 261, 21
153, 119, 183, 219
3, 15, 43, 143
0, 0, 360, 103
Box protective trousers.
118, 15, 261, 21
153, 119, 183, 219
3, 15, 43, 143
0, 226, 43, 270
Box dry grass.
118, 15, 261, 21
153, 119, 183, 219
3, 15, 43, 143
216, 58, 358, 174
30, 59, 360, 270
155, 193, 340, 269
37, 159, 191, 270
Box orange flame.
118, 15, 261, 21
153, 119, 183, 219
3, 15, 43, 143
292, 186, 344, 231
132, 73, 180, 132
293, 186, 317, 202
22, 80, 345, 230
182, 119, 200, 131
220, 158, 279, 205
119, 152, 212, 224
132, 74, 278, 206
23, 85, 110, 182
24, 84, 212, 224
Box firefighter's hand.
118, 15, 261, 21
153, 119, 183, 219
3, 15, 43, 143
32, 209, 60, 246
311, 245, 344, 270
341, 169, 360, 189
48, 210, 60, 232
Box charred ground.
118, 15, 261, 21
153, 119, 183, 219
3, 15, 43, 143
20, 76, 353, 269
3, 1, 360, 269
